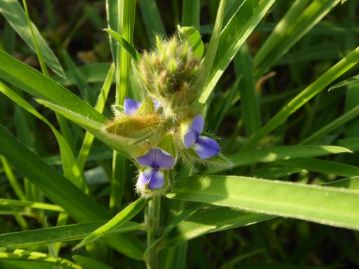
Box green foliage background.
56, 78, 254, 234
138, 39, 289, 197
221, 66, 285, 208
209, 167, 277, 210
0, 0, 358, 268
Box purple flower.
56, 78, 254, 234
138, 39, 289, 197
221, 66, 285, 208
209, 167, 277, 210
183, 115, 220, 159
124, 98, 160, 115
124, 98, 141, 115
137, 147, 175, 190
137, 168, 165, 190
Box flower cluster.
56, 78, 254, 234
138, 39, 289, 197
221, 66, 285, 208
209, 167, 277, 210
106, 34, 221, 197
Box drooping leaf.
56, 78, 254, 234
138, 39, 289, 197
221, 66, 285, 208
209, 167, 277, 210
0, 51, 106, 123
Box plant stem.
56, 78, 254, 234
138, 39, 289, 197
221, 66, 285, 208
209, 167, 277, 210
145, 195, 161, 269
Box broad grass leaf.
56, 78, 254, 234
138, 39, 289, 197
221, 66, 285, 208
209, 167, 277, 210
168, 175, 359, 231
212, 144, 351, 173
161, 207, 272, 249
36, 99, 133, 159
0, 51, 106, 123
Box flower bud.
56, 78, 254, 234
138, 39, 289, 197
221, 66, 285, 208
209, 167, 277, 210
137, 35, 200, 115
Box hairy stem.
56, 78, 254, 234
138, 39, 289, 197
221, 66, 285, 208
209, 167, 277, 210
145, 195, 161, 269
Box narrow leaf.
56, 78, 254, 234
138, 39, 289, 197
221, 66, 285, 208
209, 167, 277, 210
0, 221, 143, 248
245, 46, 359, 149
74, 198, 147, 249
0, 0, 66, 77
199, 0, 276, 104
104, 28, 140, 61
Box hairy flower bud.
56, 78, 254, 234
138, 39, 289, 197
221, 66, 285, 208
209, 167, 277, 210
137, 35, 200, 116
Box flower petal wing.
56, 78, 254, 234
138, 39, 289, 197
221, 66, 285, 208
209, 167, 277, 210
137, 168, 164, 190
148, 169, 165, 189
184, 130, 197, 148
194, 136, 220, 159
137, 148, 175, 169
183, 114, 204, 148
191, 114, 204, 135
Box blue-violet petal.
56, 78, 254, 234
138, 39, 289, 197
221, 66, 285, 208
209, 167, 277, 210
183, 114, 204, 148
138, 168, 164, 190
193, 136, 220, 159
124, 98, 141, 115
137, 147, 175, 169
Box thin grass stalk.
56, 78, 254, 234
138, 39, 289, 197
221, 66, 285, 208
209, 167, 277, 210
110, 0, 136, 212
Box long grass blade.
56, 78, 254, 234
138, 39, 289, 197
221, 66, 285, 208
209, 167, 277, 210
168, 175, 359, 231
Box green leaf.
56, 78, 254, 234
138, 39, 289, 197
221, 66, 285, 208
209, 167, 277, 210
325, 177, 359, 191
300, 105, 359, 144
177, 26, 204, 59
0, 0, 66, 78
198, 0, 276, 104
0, 249, 81, 269
161, 207, 272, 248
276, 158, 359, 177
0, 198, 63, 212
244, 46, 359, 149
167, 175, 359, 231
77, 64, 115, 170
138, 0, 166, 39
0, 156, 26, 200
73, 255, 113, 269
58, 63, 112, 86
104, 28, 140, 61
0, 51, 106, 123
62, 50, 94, 101
0, 82, 86, 189
338, 137, 359, 151
213, 145, 351, 172
0, 221, 143, 248
235, 43, 261, 135
105, 0, 118, 61
254, 0, 341, 77
195, 0, 227, 102
181, 0, 200, 29
0, 260, 54, 269
74, 198, 147, 249
0, 125, 145, 260
0, 125, 107, 222
36, 99, 133, 159
329, 74, 359, 90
